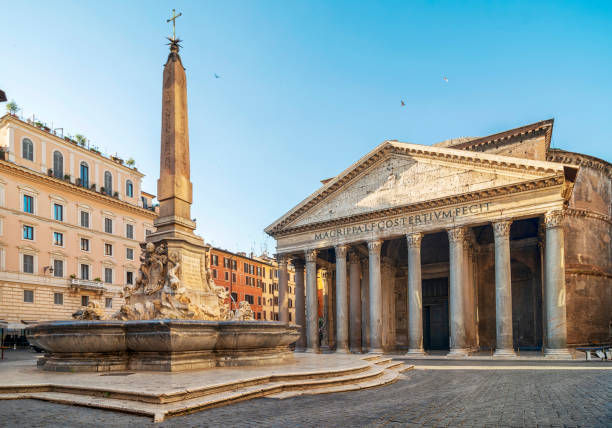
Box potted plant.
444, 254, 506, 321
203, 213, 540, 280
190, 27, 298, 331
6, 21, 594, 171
94, 277, 102, 282
74, 134, 87, 147
63, 174, 71, 181
5, 100, 19, 115
90, 183, 97, 191
69, 274, 76, 279
76, 178, 82, 186
126, 158, 135, 168
47, 168, 53, 177
113, 191, 119, 198
100, 186, 105, 194
90, 147, 101, 155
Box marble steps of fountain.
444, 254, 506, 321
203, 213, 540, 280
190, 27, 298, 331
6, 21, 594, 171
0, 358, 412, 422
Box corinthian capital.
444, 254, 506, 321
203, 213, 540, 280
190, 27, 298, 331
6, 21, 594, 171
493, 220, 512, 239
447, 227, 467, 243
348, 251, 361, 265
335, 244, 348, 259
544, 210, 565, 229
367, 239, 383, 255
406, 232, 423, 249
304, 249, 318, 263
277, 255, 289, 267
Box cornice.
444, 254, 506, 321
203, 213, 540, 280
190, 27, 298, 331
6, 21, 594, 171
1, 114, 145, 177
270, 174, 566, 238
266, 143, 564, 236
565, 208, 612, 226
547, 149, 612, 179
0, 160, 157, 219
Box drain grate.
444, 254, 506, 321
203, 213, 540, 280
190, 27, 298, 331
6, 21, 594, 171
99, 372, 135, 376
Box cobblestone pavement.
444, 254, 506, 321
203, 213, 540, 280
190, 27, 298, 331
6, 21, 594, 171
0, 366, 610, 427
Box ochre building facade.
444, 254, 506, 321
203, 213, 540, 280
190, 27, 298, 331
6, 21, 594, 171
267, 119, 611, 356
0, 114, 157, 325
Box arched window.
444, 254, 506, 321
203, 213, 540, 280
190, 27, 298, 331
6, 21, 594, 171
126, 180, 133, 197
104, 171, 113, 195
22, 138, 34, 161
80, 162, 89, 188
53, 151, 64, 178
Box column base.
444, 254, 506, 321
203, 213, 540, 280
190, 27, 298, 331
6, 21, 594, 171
294, 346, 307, 353
446, 348, 470, 358
493, 348, 517, 358
405, 349, 426, 357
368, 348, 384, 355
335, 348, 350, 354
544, 348, 573, 359
350, 347, 363, 354
305, 347, 321, 354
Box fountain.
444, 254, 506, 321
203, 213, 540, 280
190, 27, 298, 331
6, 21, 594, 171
26, 34, 299, 372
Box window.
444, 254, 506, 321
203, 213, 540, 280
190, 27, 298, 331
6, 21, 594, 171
23, 225, 34, 240
54, 293, 63, 305
288, 298, 293, 308
53, 204, 63, 221
53, 259, 64, 277
244, 263, 248, 273
126, 180, 133, 197
145, 229, 152, 236
104, 218, 113, 234
258, 296, 262, 305
104, 171, 113, 195
212, 269, 217, 279
223, 257, 230, 268
211, 254, 218, 266
289, 313, 292, 322
224, 271, 229, 281
80, 211, 90, 228
22, 138, 34, 161
126, 224, 134, 239
23, 254, 34, 273
80, 238, 90, 251
104, 267, 113, 284
231, 292, 238, 303
53, 232, 63, 246
24, 290, 34, 303
232, 273, 236, 283
126, 271, 134, 285
80, 162, 89, 188
105, 298, 113, 309
23, 195, 34, 213
53, 151, 63, 178
104, 243, 113, 256
141, 196, 148, 209
245, 295, 254, 304
80, 264, 90, 280
126, 248, 134, 260
257, 312, 261, 320
81, 295, 89, 306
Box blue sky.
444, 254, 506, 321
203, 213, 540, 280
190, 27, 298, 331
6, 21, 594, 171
3, 1, 611, 254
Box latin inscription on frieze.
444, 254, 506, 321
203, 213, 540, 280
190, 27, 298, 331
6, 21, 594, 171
314, 202, 491, 240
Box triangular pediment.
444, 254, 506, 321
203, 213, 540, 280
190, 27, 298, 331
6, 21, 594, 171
266, 141, 568, 235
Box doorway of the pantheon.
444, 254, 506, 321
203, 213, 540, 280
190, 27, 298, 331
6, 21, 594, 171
422, 277, 449, 350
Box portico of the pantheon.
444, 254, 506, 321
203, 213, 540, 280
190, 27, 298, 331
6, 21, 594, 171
266, 120, 612, 358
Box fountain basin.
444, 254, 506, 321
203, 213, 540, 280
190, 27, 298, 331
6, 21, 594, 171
26, 320, 300, 372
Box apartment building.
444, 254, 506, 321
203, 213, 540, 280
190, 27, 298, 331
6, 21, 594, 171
0, 113, 157, 324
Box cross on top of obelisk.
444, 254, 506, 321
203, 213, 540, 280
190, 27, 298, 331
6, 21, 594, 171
166, 8, 182, 42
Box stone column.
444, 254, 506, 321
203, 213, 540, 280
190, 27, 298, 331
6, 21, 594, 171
406, 232, 425, 356
543, 211, 571, 358
335, 245, 349, 353
368, 240, 383, 353
305, 249, 319, 353
278, 256, 289, 322
293, 258, 306, 351
447, 227, 469, 356
361, 261, 370, 351
349, 251, 362, 353
320, 268, 332, 350
493, 220, 516, 357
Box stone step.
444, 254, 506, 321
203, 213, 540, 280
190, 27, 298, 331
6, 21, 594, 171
373, 357, 393, 366
379, 360, 404, 370
0, 363, 396, 422
361, 354, 382, 362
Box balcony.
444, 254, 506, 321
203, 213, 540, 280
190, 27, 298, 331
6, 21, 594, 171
70, 278, 106, 294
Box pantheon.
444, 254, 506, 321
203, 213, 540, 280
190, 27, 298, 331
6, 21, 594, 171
266, 119, 611, 357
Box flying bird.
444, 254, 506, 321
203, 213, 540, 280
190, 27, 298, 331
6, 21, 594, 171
401, 100, 405, 106
214, 73, 220, 79
443, 76, 449, 82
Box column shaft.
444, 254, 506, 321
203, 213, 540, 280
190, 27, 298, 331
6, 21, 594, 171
335, 245, 349, 353
349, 252, 362, 352
361, 262, 370, 351
305, 249, 319, 353
293, 259, 306, 351
447, 227, 469, 356
278, 256, 289, 322
406, 233, 425, 355
493, 221, 516, 356
543, 211, 571, 358
368, 240, 383, 353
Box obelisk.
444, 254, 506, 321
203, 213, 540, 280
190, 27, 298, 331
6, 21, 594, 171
147, 33, 212, 296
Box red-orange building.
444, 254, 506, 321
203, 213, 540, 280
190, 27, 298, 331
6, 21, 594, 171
209, 248, 264, 319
